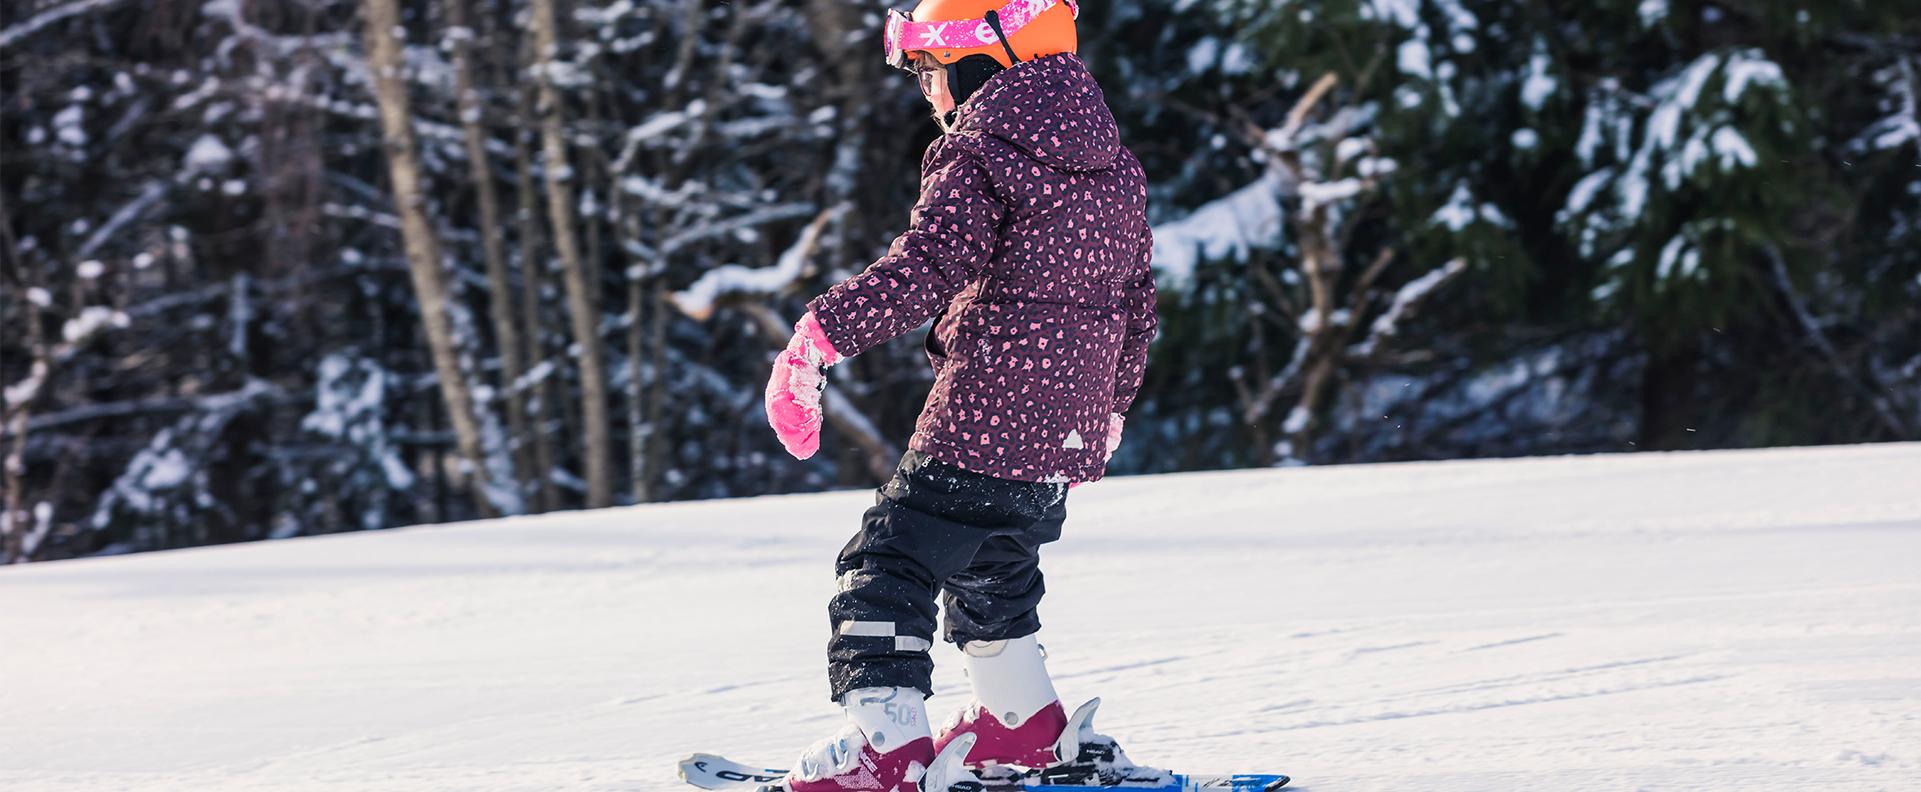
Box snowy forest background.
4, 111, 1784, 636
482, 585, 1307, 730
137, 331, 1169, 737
2, 0, 1918, 562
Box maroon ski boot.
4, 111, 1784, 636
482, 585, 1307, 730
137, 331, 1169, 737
934, 636, 1072, 769
785, 687, 938, 792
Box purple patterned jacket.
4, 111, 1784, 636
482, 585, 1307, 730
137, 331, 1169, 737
809, 53, 1156, 483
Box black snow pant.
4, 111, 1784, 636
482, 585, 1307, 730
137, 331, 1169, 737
827, 450, 1068, 701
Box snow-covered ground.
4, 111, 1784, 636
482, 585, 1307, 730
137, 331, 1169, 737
4, 443, 1918, 792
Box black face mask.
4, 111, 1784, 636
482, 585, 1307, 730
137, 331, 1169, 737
944, 54, 1006, 108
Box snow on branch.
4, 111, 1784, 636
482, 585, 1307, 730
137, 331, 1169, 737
63, 129, 260, 263
199, 0, 356, 59
506, 359, 558, 399
1300, 178, 1364, 212
1265, 73, 1341, 154
3, 362, 49, 415
86, 379, 282, 540
322, 202, 403, 229
7, 397, 200, 436
1150, 72, 1365, 291
74, 181, 168, 260
1850, 57, 1919, 153
1352, 258, 1468, 358
656, 202, 817, 258
618, 174, 707, 210
671, 203, 849, 320
0, 0, 125, 49
1150, 171, 1285, 290
613, 104, 704, 173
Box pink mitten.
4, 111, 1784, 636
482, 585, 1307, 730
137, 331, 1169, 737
765, 312, 843, 459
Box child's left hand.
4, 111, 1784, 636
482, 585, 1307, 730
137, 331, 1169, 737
1072, 414, 1127, 490
1104, 413, 1124, 463
766, 312, 842, 459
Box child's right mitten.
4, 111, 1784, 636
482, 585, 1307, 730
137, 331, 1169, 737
765, 312, 843, 459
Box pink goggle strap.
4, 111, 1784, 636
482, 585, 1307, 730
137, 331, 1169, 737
885, 0, 1079, 68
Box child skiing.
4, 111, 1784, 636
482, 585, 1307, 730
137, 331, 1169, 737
761, 0, 1158, 790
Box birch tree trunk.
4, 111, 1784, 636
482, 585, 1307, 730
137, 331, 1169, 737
528, 0, 613, 508
1286, 198, 1344, 462
513, 79, 561, 513
446, 0, 533, 501
360, 0, 499, 519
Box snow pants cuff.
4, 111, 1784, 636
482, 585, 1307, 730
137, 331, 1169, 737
827, 450, 1067, 701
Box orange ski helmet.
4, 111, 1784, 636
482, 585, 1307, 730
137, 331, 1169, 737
884, 0, 1079, 71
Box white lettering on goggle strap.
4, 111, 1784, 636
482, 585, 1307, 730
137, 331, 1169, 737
884, 0, 1078, 67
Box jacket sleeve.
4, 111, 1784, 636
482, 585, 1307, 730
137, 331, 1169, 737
1111, 223, 1158, 414
807, 139, 1004, 359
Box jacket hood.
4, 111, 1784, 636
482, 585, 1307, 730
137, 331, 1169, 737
951, 53, 1120, 173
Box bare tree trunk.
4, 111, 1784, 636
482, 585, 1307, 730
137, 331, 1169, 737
626, 260, 651, 502
447, 0, 533, 501
583, 75, 607, 312
528, 0, 613, 508
625, 0, 707, 502
805, 0, 882, 479
1, 228, 46, 564
513, 80, 561, 513
1285, 200, 1344, 462
360, 0, 499, 519
1245, 278, 1274, 467
4, 369, 50, 563
646, 276, 668, 497
617, 200, 654, 503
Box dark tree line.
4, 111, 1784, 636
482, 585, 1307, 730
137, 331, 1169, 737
3, 0, 1918, 562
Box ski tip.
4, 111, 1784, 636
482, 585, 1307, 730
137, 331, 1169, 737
1265, 775, 1290, 791
677, 754, 719, 788
679, 753, 787, 790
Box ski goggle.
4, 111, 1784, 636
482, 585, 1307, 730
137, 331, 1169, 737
883, 0, 1080, 71
911, 63, 943, 94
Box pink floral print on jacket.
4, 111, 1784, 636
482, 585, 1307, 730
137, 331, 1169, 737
808, 53, 1156, 484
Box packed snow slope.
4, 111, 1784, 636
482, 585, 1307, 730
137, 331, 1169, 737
4, 444, 1919, 792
